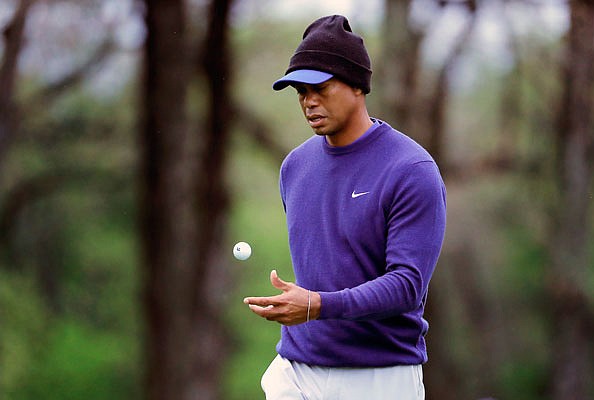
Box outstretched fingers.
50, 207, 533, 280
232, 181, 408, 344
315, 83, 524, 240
244, 297, 284, 322
247, 303, 275, 318
243, 295, 277, 307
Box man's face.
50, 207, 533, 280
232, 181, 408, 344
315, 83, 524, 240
293, 78, 362, 139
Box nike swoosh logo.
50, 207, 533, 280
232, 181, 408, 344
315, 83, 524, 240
351, 190, 370, 199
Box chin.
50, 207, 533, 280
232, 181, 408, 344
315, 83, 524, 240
312, 127, 335, 136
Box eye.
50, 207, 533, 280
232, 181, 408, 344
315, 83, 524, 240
294, 85, 306, 95
314, 83, 329, 93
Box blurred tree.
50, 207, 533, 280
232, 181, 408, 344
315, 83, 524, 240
1, 1, 142, 398
548, 0, 594, 398
0, 0, 118, 309
0, 0, 35, 169
375, 1, 581, 399
140, 0, 234, 399
376, 0, 423, 135
377, 1, 488, 398
425, 0, 477, 166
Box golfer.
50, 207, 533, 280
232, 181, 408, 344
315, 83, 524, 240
244, 14, 446, 400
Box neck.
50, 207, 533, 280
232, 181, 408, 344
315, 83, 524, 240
326, 108, 373, 147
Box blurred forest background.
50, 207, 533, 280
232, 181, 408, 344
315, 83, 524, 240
0, 0, 593, 399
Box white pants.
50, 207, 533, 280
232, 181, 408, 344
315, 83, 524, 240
261, 355, 425, 400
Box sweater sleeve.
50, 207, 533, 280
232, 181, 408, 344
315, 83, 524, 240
318, 161, 446, 320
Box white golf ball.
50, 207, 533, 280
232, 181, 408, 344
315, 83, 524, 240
233, 242, 252, 261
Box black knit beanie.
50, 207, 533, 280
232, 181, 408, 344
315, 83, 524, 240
274, 15, 372, 94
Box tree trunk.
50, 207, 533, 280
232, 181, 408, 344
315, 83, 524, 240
140, 1, 201, 399
426, 0, 477, 166
549, 1, 594, 399
191, 0, 235, 398
0, 0, 35, 167
422, 3, 479, 398
140, 0, 234, 398
376, 0, 421, 135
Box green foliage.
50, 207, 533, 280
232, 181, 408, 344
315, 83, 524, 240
0, 272, 48, 395
0, 188, 141, 399
496, 225, 551, 399
10, 320, 140, 400
498, 360, 548, 400
0, 80, 140, 398
502, 225, 548, 298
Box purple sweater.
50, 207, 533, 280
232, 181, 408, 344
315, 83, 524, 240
277, 119, 446, 367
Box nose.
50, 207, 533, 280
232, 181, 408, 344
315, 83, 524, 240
302, 90, 319, 108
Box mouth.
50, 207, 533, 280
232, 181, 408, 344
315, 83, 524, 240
307, 114, 326, 128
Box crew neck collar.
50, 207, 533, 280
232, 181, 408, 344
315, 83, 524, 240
323, 118, 382, 155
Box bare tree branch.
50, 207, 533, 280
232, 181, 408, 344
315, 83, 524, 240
31, 38, 117, 104
0, 0, 36, 166
0, 167, 128, 251
445, 152, 541, 183
426, 0, 478, 166
230, 102, 289, 163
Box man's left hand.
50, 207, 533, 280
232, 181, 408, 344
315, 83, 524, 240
243, 270, 321, 325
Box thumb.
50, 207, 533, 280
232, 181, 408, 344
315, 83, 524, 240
270, 269, 290, 291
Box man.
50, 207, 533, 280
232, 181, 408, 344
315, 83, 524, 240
243, 15, 446, 400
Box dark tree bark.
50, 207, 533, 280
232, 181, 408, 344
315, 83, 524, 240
191, 0, 235, 398
140, 0, 199, 399
420, 2, 481, 399
548, 1, 594, 399
141, 0, 234, 399
197, 0, 233, 270
0, 0, 35, 167
377, 0, 422, 135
